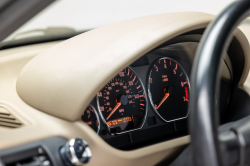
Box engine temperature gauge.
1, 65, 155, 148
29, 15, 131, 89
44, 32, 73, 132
80, 104, 100, 134
148, 57, 190, 122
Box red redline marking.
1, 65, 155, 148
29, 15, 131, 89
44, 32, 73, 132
185, 87, 189, 100
137, 85, 141, 89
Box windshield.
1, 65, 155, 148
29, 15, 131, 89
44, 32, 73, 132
3, 0, 248, 43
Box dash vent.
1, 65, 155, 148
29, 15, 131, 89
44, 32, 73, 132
0, 107, 22, 128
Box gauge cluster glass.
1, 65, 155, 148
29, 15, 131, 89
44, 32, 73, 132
80, 57, 191, 135
148, 58, 190, 122
97, 67, 147, 134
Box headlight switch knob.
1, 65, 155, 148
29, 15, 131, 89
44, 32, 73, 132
60, 138, 92, 166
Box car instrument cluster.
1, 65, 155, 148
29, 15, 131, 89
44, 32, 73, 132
81, 55, 191, 134
80, 42, 231, 150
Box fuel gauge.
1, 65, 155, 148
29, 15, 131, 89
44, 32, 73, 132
81, 104, 100, 134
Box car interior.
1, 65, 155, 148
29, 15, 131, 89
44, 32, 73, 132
1, 0, 250, 166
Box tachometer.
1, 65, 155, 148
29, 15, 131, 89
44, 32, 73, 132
97, 67, 147, 134
80, 104, 100, 134
148, 58, 190, 122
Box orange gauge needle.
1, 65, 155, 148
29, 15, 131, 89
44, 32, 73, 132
156, 93, 169, 109
106, 102, 121, 120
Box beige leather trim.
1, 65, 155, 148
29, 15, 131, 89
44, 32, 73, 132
16, 12, 250, 121
0, 12, 249, 166
16, 12, 215, 121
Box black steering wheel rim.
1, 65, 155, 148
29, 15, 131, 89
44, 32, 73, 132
189, 1, 250, 166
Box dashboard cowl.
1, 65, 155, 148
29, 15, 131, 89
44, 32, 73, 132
16, 12, 249, 121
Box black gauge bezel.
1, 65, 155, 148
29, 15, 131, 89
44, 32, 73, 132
147, 57, 191, 122
96, 66, 148, 135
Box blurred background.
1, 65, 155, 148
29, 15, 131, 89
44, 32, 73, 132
3, 0, 250, 42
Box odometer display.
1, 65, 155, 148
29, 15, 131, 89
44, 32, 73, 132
148, 58, 190, 122
97, 67, 147, 134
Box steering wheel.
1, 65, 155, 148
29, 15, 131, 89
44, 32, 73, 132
190, 1, 250, 166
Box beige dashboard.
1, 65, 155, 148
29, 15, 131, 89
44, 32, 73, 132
0, 12, 250, 166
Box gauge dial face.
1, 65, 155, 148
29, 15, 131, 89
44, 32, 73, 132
97, 67, 147, 134
148, 58, 190, 122
81, 105, 100, 134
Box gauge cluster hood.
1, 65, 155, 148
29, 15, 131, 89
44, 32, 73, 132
16, 12, 249, 121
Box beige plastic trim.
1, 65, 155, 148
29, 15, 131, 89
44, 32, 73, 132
0, 12, 249, 166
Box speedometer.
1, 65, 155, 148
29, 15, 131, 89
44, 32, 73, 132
97, 67, 147, 134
